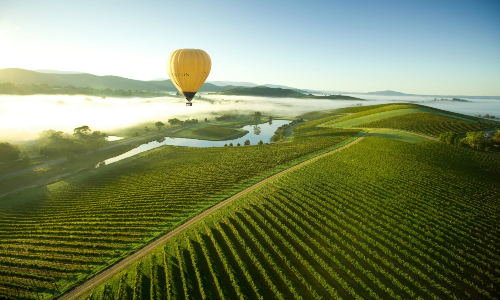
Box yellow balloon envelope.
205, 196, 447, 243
167, 49, 211, 106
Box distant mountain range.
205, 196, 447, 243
359, 90, 499, 99
364, 90, 412, 96
208, 81, 321, 93
218, 86, 305, 97
207, 81, 257, 87
0, 69, 498, 99
163, 79, 316, 93
0, 69, 235, 92
218, 86, 364, 100
34, 69, 88, 75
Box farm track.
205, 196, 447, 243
57, 132, 369, 300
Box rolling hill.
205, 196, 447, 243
217, 86, 306, 97
218, 86, 364, 100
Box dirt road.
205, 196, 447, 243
57, 132, 369, 300
0, 158, 67, 180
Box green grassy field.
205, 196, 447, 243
165, 117, 269, 141
358, 112, 489, 137
172, 124, 248, 140
78, 136, 500, 300
324, 105, 480, 130
0, 114, 360, 300
324, 104, 417, 127
368, 129, 428, 143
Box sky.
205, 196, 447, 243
0, 0, 499, 95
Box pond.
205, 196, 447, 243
99, 120, 291, 166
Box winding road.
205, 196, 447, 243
57, 132, 369, 300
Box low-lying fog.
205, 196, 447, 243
1, 94, 498, 142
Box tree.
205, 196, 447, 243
258, 140, 263, 145
224, 144, 228, 147
73, 125, 91, 140
88, 131, 108, 151
144, 126, 150, 134
184, 119, 198, 125
253, 125, 261, 135
204, 118, 209, 122
492, 131, 500, 145
0, 142, 20, 162
438, 132, 457, 144
168, 118, 182, 126
462, 131, 486, 149
229, 143, 233, 147
155, 121, 165, 131
253, 111, 262, 123
237, 143, 241, 146
244, 140, 250, 145
268, 116, 273, 125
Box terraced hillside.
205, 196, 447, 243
78, 136, 500, 300
0, 114, 360, 300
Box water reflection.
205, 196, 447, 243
253, 125, 261, 135
98, 120, 291, 167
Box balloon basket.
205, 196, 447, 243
186, 102, 193, 106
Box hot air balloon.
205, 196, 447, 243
167, 49, 211, 106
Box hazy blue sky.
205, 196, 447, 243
1, 0, 499, 95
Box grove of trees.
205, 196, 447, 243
39, 126, 108, 158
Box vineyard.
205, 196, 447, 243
79, 136, 500, 300
0, 113, 360, 299
358, 112, 489, 137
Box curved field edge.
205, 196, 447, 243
357, 112, 490, 137
368, 129, 428, 143
325, 106, 481, 129
0, 114, 361, 300
76, 136, 500, 300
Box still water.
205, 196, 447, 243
101, 120, 291, 166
